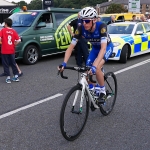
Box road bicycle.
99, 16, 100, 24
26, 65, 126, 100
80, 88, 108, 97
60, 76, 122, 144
58, 66, 117, 141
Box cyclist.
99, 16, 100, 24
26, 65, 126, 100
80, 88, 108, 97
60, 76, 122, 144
58, 7, 113, 104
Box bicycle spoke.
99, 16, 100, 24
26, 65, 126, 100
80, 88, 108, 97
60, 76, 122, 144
60, 85, 89, 141
100, 72, 117, 116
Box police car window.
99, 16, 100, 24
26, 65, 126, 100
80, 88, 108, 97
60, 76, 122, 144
37, 13, 53, 28
54, 13, 74, 27
100, 16, 111, 24
136, 24, 144, 32
108, 24, 134, 34
143, 23, 150, 32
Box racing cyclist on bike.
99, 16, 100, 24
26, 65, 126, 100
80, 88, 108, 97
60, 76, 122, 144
58, 7, 114, 104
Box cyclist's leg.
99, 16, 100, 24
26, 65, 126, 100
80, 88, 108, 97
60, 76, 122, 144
96, 59, 105, 87
86, 47, 99, 85
86, 47, 99, 67
96, 43, 113, 103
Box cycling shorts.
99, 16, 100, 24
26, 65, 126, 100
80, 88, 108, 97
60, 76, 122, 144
86, 42, 113, 66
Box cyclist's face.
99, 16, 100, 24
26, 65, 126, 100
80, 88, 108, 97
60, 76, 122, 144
81, 19, 93, 30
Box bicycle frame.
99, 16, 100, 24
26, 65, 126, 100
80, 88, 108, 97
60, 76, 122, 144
73, 72, 99, 113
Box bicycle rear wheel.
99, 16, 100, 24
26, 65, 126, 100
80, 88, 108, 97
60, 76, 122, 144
60, 84, 89, 141
100, 72, 117, 116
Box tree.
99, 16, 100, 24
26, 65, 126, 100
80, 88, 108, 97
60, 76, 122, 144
105, 3, 128, 14
16, 1, 28, 8
53, 0, 107, 8
27, 0, 42, 10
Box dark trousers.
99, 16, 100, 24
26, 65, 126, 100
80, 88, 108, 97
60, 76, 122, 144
75, 38, 89, 66
1, 54, 18, 76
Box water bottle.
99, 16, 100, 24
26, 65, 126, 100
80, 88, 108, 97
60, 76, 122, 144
89, 84, 95, 95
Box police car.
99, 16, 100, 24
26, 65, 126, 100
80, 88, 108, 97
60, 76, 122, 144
108, 22, 150, 63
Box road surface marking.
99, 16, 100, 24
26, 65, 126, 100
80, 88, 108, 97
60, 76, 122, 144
114, 59, 150, 75
0, 93, 63, 120
1, 59, 150, 120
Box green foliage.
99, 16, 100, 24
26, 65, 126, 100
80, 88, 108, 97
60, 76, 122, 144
27, 0, 42, 10
12, 0, 107, 10
53, 0, 107, 8
105, 3, 128, 14
15, 1, 28, 8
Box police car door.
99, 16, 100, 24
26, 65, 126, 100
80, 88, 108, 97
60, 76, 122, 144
134, 24, 148, 53
143, 23, 150, 50
35, 13, 56, 55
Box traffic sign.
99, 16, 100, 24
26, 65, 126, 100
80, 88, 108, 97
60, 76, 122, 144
128, 0, 140, 13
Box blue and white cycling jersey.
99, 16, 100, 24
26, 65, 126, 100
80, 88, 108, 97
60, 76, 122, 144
73, 21, 113, 65
74, 21, 112, 50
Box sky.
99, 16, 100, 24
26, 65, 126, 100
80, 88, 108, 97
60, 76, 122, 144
7, 0, 32, 4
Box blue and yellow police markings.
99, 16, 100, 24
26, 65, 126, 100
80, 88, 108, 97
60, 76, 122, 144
121, 36, 134, 54
54, 14, 77, 50
147, 32, 150, 49
121, 33, 150, 55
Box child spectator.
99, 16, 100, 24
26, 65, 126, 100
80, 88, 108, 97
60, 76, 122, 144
0, 18, 21, 83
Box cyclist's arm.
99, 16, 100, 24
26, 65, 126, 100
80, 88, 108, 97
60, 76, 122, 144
63, 26, 82, 63
93, 23, 108, 67
64, 42, 77, 63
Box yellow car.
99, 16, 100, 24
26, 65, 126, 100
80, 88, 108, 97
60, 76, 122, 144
108, 22, 150, 63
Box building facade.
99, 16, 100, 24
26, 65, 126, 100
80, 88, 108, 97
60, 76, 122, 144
0, 0, 16, 23
96, 0, 150, 15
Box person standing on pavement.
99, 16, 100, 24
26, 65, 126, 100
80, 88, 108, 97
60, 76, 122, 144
0, 18, 21, 83
67, 12, 89, 67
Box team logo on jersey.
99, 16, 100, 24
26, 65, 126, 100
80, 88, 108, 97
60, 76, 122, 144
75, 29, 79, 35
101, 27, 106, 34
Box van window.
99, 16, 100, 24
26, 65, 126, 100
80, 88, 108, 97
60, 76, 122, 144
54, 13, 74, 27
117, 16, 124, 21
10, 12, 39, 27
37, 13, 53, 28
143, 23, 150, 32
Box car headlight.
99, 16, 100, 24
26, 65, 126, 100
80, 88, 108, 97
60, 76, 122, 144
113, 42, 121, 47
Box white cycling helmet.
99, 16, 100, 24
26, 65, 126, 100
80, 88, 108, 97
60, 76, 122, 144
80, 7, 98, 19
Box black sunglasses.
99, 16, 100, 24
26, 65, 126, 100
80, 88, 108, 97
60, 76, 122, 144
81, 19, 92, 24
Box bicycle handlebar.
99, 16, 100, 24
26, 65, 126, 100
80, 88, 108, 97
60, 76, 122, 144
58, 66, 96, 83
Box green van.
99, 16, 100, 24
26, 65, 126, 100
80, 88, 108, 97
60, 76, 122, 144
6, 8, 80, 65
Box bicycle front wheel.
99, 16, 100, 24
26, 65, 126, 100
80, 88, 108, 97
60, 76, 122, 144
100, 72, 117, 116
60, 84, 89, 141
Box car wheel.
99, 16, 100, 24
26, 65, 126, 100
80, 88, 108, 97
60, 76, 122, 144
23, 45, 39, 65
119, 45, 128, 63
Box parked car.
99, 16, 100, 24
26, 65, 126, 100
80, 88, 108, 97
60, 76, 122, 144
0, 8, 80, 65
100, 13, 144, 25
108, 21, 150, 63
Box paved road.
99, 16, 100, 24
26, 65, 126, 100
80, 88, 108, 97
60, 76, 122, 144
0, 54, 150, 150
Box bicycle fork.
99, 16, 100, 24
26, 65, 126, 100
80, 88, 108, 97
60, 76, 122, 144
71, 74, 99, 114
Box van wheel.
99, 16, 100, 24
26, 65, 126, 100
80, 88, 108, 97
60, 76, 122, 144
23, 45, 39, 65
119, 45, 128, 63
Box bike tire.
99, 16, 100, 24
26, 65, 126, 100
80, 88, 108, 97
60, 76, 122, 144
60, 84, 89, 141
100, 72, 117, 116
